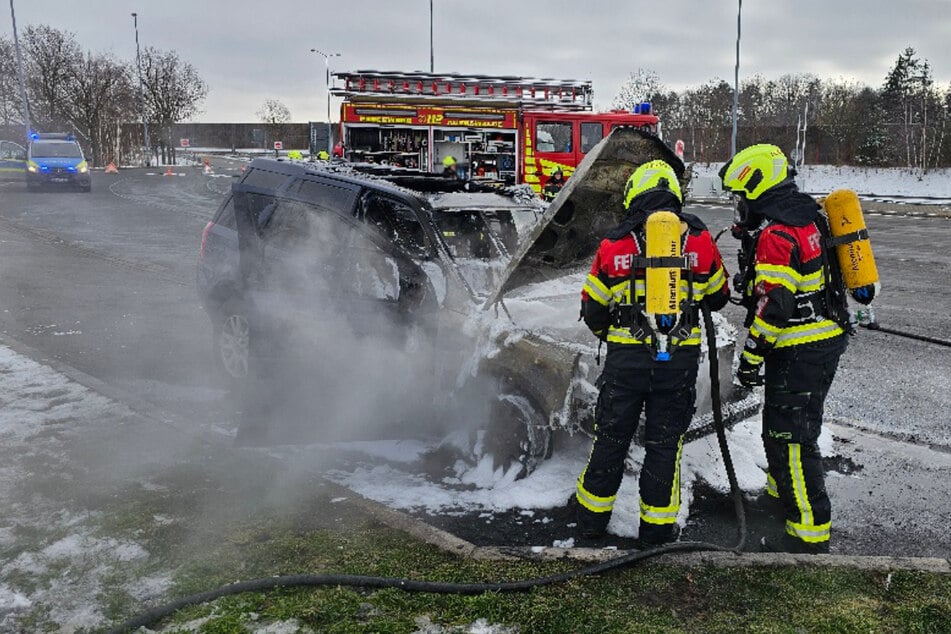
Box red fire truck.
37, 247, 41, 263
331, 70, 660, 197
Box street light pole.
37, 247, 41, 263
9, 0, 31, 140
730, 0, 742, 157
311, 48, 340, 155
132, 13, 151, 166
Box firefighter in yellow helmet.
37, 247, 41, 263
286, 150, 303, 160
316, 150, 330, 161
575, 159, 730, 546
719, 143, 865, 554
442, 154, 458, 178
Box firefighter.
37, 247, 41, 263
543, 168, 566, 201
575, 160, 730, 545
442, 155, 458, 178
719, 143, 853, 554
316, 150, 330, 161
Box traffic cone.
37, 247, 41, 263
165, 166, 174, 177
203, 160, 213, 175
105, 162, 119, 174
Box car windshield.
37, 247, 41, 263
432, 206, 542, 299
32, 142, 82, 159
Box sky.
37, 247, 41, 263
8, 0, 951, 123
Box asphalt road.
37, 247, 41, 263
0, 166, 948, 557
0, 163, 238, 430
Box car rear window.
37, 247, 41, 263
212, 196, 237, 228
241, 168, 290, 190
293, 179, 358, 214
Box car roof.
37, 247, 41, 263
427, 191, 542, 212
247, 158, 538, 211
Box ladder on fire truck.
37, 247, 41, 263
331, 70, 594, 111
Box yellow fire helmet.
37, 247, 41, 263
443, 155, 457, 167
623, 159, 682, 209
719, 143, 792, 200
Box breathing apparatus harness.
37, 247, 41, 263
614, 226, 697, 362
814, 211, 858, 335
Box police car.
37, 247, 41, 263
26, 132, 91, 192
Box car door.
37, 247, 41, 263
0, 141, 27, 182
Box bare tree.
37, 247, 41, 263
62, 53, 136, 166
140, 47, 208, 164
612, 69, 664, 112
256, 98, 292, 151
22, 25, 81, 131
0, 36, 23, 127
812, 79, 866, 165
256, 98, 291, 124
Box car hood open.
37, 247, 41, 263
483, 127, 686, 308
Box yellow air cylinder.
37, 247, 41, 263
645, 210, 682, 327
822, 189, 879, 289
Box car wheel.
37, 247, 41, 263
482, 391, 553, 480
214, 299, 250, 382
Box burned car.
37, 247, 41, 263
196, 128, 757, 477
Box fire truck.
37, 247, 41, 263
331, 70, 660, 197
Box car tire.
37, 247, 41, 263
482, 390, 553, 480
213, 298, 251, 384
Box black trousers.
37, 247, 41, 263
576, 347, 698, 543
762, 335, 847, 546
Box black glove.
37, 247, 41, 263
736, 357, 764, 387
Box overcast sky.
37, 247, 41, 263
10, 1, 951, 123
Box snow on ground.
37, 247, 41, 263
690, 163, 951, 202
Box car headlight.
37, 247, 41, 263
27, 161, 38, 173
77, 161, 88, 173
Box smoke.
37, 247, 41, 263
230, 202, 499, 455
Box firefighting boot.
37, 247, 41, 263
633, 523, 681, 549
760, 534, 830, 555
573, 499, 609, 540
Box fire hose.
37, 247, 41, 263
859, 321, 951, 348
105, 303, 745, 633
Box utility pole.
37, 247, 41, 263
311, 48, 340, 155
430, 0, 434, 73
132, 13, 151, 166
9, 0, 31, 140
